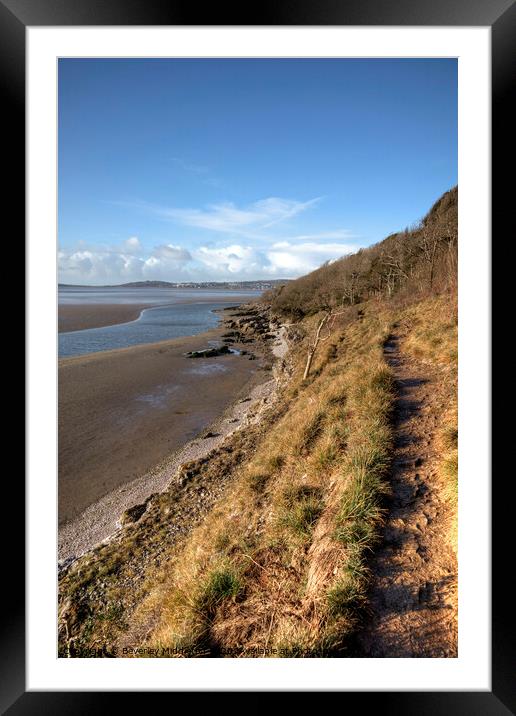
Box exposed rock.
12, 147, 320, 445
186, 345, 231, 358
120, 501, 147, 525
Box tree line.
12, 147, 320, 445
266, 186, 458, 318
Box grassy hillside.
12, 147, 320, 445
131, 296, 457, 656
59, 188, 458, 657
141, 307, 395, 654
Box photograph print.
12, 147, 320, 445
57, 57, 458, 659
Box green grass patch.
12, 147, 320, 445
195, 567, 243, 618
327, 571, 366, 617
280, 485, 324, 537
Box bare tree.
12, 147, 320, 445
303, 308, 347, 380
342, 270, 360, 305
303, 312, 330, 380
418, 215, 457, 290
379, 232, 417, 295
267, 186, 457, 316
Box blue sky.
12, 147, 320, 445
58, 58, 457, 284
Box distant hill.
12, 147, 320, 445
59, 279, 290, 290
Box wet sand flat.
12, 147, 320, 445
59, 303, 152, 333
58, 328, 258, 525
59, 295, 250, 333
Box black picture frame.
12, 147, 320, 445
8, 0, 511, 710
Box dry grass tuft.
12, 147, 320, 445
437, 405, 458, 551
401, 292, 458, 552
403, 292, 457, 366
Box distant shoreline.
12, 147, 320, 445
59, 280, 286, 290
59, 291, 263, 335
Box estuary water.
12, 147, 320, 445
58, 286, 261, 358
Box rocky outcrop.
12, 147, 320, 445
119, 494, 156, 525
185, 345, 231, 358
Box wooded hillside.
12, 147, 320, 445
267, 187, 457, 318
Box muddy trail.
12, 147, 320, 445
356, 332, 458, 657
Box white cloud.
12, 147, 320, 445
266, 241, 355, 275
149, 243, 192, 262
58, 249, 145, 284
194, 244, 262, 275
193, 239, 355, 279
123, 236, 141, 253
59, 230, 357, 284
58, 239, 193, 284
142, 244, 193, 280
158, 196, 321, 236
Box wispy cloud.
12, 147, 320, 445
156, 196, 322, 236
274, 229, 358, 243
64, 195, 358, 283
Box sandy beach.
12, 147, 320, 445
58, 303, 154, 333
58, 323, 265, 527
58, 372, 279, 563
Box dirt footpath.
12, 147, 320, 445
357, 333, 458, 657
